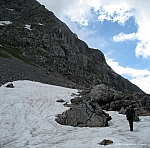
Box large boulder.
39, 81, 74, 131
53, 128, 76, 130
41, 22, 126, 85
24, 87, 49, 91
55, 101, 110, 127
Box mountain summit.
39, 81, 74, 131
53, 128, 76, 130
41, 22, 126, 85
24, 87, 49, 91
0, 0, 144, 94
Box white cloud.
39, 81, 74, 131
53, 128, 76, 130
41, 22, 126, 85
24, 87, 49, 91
113, 32, 137, 42
107, 1, 150, 58
129, 0, 150, 58
65, 1, 91, 26
37, 0, 91, 26
136, 41, 150, 58
97, 4, 135, 26
130, 76, 150, 94
95, 1, 150, 58
106, 58, 150, 94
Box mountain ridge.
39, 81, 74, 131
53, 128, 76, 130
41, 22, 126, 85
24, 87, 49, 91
0, 0, 145, 94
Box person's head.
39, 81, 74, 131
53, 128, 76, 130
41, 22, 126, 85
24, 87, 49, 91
129, 105, 132, 108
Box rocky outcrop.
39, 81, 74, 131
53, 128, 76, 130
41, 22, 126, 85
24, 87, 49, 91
55, 101, 111, 127
76, 84, 150, 116
55, 83, 149, 127
0, 0, 145, 94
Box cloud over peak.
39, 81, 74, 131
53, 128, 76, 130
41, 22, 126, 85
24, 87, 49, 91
96, 4, 135, 26
113, 32, 137, 42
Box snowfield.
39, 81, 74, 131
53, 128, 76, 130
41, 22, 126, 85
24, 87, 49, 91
0, 80, 150, 148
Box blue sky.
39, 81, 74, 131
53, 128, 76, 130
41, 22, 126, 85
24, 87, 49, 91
37, 0, 150, 94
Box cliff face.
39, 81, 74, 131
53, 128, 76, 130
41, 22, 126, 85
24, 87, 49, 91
0, 0, 145, 94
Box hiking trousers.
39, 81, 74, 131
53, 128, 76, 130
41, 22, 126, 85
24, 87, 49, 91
128, 117, 133, 131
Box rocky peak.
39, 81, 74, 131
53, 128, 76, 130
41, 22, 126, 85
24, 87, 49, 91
0, 0, 145, 94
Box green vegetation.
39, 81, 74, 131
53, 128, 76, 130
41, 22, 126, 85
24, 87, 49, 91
0, 46, 26, 61
0, 50, 10, 58
0, 46, 38, 67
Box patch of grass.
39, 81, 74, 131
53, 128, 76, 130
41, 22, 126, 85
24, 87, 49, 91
0, 46, 38, 67
1, 46, 26, 61
0, 50, 10, 58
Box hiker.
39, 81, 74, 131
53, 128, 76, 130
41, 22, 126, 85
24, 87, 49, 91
126, 105, 135, 131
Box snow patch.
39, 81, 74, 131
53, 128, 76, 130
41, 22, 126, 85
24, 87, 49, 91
24, 25, 32, 30
38, 23, 44, 26
0, 21, 12, 26
6, 8, 14, 11
0, 80, 150, 148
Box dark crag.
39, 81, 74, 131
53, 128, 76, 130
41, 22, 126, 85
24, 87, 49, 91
0, 0, 144, 94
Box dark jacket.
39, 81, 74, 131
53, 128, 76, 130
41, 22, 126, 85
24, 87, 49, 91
126, 108, 135, 120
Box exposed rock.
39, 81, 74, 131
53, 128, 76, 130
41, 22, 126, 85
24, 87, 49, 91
99, 139, 113, 146
119, 106, 126, 114
70, 97, 82, 105
56, 99, 65, 103
78, 84, 150, 116
55, 101, 111, 127
6, 83, 14, 88
134, 110, 140, 121
102, 111, 112, 121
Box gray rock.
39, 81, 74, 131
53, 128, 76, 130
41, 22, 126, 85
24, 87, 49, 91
6, 83, 14, 88
70, 97, 82, 105
119, 106, 126, 114
56, 99, 65, 103
99, 139, 113, 146
79, 84, 150, 116
55, 102, 110, 127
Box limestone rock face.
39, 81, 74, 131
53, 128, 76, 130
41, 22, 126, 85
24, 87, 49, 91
0, 0, 145, 94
